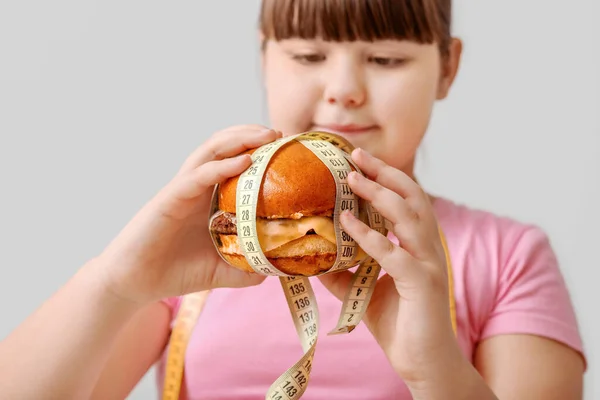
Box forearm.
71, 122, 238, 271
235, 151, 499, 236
408, 348, 499, 400
0, 258, 144, 399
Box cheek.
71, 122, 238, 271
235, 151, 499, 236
366, 67, 439, 167
263, 60, 320, 133
375, 68, 438, 139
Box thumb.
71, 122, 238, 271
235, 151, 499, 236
317, 270, 354, 302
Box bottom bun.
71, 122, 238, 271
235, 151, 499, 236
215, 233, 365, 276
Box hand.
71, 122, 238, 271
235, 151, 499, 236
94, 125, 281, 305
319, 148, 466, 389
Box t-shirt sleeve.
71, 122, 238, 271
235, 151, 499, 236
160, 296, 183, 328
480, 225, 586, 367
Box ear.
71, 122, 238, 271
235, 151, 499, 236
436, 38, 463, 100
258, 30, 270, 76
258, 30, 265, 71
257, 30, 266, 50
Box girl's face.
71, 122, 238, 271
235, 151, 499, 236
261, 38, 462, 176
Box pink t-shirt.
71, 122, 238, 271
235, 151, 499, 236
156, 197, 586, 399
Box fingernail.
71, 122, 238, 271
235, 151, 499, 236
341, 209, 355, 220
357, 148, 374, 160
261, 128, 276, 135
348, 171, 361, 182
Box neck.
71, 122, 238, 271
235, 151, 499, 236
404, 159, 437, 206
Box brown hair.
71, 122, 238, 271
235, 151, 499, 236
259, 0, 452, 55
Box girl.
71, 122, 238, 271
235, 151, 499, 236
0, 0, 586, 399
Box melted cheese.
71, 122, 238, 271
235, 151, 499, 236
255, 216, 337, 252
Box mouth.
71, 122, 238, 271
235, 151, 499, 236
312, 123, 378, 135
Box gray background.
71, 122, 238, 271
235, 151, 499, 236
0, 0, 598, 399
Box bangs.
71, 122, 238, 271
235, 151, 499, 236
259, 0, 451, 50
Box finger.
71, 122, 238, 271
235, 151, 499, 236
172, 154, 252, 202
347, 171, 428, 257
340, 211, 441, 293
317, 270, 354, 302
339, 210, 416, 282
348, 171, 419, 227
153, 154, 253, 221
181, 126, 280, 171
179, 126, 282, 173
351, 148, 427, 205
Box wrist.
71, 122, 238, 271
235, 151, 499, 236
81, 257, 149, 312
406, 345, 498, 400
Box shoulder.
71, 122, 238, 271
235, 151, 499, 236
433, 197, 586, 367
434, 195, 544, 246
434, 196, 561, 274
433, 196, 556, 290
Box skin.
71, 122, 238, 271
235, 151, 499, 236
261, 36, 584, 398
0, 126, 277, 398
0, 33, 585, 400
260, 36, 585, 399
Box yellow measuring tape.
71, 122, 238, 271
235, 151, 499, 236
161, 132, 457, 399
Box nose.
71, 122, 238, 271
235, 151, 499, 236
323, 59, 366, 108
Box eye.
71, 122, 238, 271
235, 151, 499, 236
292, 53, 326, 64
368, 56, 406, 67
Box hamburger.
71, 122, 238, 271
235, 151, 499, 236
209, 135, 367, 276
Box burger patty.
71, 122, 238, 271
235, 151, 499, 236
210, 211, 317, 236
210, 212, 238, 235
